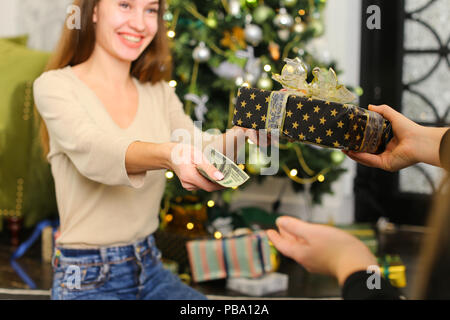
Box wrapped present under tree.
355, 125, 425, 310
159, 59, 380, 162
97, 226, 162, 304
186, 230, 273, 283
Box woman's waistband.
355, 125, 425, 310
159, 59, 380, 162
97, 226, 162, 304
53, 234, 158, 267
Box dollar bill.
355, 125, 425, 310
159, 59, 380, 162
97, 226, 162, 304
197, 148, 249, 188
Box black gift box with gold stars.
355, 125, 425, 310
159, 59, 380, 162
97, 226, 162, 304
233, 86, 392, 154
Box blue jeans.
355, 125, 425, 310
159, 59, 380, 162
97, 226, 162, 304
51, 234, 207, 300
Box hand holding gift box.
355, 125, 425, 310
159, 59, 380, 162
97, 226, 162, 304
233, 58, 393, 154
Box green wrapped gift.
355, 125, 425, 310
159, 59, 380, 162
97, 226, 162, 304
186, 230, 273, 283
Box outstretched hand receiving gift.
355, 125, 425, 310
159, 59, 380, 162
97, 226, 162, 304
266, 216, 377, 286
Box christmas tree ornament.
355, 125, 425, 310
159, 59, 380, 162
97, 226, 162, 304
273, 7, 294, 29
184, 93, 210, 122
268, 41, 281, 61
163, 11, 173, 22
229, 0, 241, 17
192, 42, 211, 63
206, 11, 218, 28
293, 21, 306, 34
245, 24, 263, 46
253, 5, 274, 24
277, 29, 290, 41
236, 46, 262, 86
257, 73, 274, 90
245, 13, 253, 25
309, 17, 325, 37
281, 0, 298, 7
221, 27, 247, 51
212, 61, 245, 80
246, 147, 271, 174
306, 37, 332, 64
331, 150, 345, 164
245, 0, 258, 8
244, 72, 258, 86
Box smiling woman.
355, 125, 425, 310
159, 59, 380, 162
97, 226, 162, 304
93, 0, 160, 57
32, 0, 255, 300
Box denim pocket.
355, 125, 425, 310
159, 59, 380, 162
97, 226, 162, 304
58, 263, 110, 292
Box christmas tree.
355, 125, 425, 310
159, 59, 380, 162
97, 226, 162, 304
162, 0, 348, 216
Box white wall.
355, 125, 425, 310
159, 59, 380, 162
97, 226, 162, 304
324, 0, 362, 88
0, 0, 72, 51
0, 0, 362, 225
0, 0, 19, 37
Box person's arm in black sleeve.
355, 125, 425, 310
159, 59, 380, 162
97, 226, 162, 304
342, 270, 403, 300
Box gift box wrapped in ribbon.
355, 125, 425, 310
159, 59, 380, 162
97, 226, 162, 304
186, 230, 274, 283
233, 58, 393, 154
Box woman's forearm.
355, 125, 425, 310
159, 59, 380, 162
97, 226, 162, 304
125, 141, 175, 175
416, 126, 449, 167
126, 127, 250, 176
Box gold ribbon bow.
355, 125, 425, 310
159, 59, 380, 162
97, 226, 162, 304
272, 58, 357, 104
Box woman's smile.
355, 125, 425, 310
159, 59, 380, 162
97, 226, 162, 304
117, 32, 146, 49
92, 0, 159, 61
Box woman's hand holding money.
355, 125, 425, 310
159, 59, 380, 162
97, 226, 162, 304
168, 143, 226, 192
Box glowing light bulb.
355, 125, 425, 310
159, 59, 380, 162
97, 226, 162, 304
214, 231, 222, 239
207, 200, 215, 208
187, 222, 194, 230
165, 171, 174, 179
235, 77, 244, 86
167, 30, 176, 38
264, 64, 272, 72
168, 80, 177, 88
318, 174, 325, 182
290, 169, 298, 177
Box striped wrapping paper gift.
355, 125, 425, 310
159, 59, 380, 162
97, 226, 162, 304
186, 231, 273, 283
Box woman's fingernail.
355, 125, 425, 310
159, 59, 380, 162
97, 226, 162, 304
276, 217, 286, 227
214, 171, 225, 181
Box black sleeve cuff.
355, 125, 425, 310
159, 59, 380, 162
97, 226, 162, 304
439, 129, 450, 172
342, 270, 402, 300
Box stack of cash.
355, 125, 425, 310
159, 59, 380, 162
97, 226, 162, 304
197, 148, 249, 188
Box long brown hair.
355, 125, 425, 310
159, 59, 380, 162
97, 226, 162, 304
413, 174, 450, 299
36, 0, 172, 157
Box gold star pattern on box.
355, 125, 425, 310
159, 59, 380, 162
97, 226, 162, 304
233, 87, 393, 153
